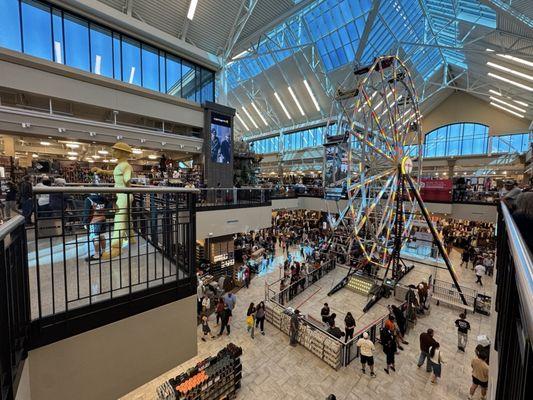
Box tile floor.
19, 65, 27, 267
122, 245, 494, 400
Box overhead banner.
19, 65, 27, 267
210, 113, 232, 164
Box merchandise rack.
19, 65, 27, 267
156, 343, 242, 400
265, 303, 342, 369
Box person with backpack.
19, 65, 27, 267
429, 342, 443, 384
455, 313, 471, 351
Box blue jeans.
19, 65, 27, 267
418, 351, 432, 372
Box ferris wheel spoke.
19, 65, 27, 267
353, 173, 395, 235
347, 168, 395, 192
360, 90, 396, 154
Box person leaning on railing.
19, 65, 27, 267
511, 191, 533, 252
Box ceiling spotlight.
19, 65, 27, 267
67, 151, 78, 156
179, 144, 184, 149
86, 159, 94, 163
89, 132, 96, 137
67, 156, 77, 161
92, 154, 101, 159
98, 149, 109, 155
66, 143, 80, 149
116, 135, 123, 140
109, 158, 118, 163
103, 159, 110, 163
196, 146, 200, 151
58, 128, 66, 133
40, 141, 51, 146
140, 138, 146, 143
32, 154, 38, 158
21, 123, 31, 129
132, 148, 143, 154
161, 141, 166, 146
148, 154, 158, 160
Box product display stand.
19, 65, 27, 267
156, 343, 242, 400
265, 303, 342, 369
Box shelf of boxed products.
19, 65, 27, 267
265, 304, 343, 370
156, 343, 242, 400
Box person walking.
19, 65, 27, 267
474, 263, 485, 286
429, 342, 443, 384
201, 296, 210, 314
468, 352, 489, 400
289, 309, 301, 347
218, 303, 232, 336
200, 315, 215, 341
215, 298, 224, 326
417, 329, 437, 372
381, 325, 397, 374
223, 292, 237, 310
356, 332, 376, 377
255, 301, 266, 336
246, 302, 256, 339
344, 312, 356, 342
460, 249, 470, 268
455, 313, 471, 351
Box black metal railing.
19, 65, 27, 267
196, 188, 271, 209
493, 203, 532, 400
28, 186, 197, 346
0, 216, 31, 400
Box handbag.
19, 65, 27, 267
246, 315, 254, 327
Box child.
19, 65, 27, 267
201, 315, 215, 341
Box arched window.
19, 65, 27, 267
424, 123, 489, 158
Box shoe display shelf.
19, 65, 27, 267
156, 343, 242, 400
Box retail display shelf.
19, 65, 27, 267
266, 303, 342, 370
156, 343, 242, 400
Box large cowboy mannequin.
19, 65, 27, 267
91, 142, 135, 259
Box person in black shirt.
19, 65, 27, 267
218, 303, 232, 336
344, 312, 356, 342
327, 322, 345, 340
455, 313, 471, 352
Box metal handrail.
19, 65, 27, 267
501, 202, 533, 335
32, 186, 199, 194
0, 215, 25, 241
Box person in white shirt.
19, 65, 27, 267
429, 342, 444, 384
474, 264, 485, 286
356, 332, 376, 377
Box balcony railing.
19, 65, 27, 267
0, 215, 30, 400
28, 186, 197, 347
493, 203, 532, 400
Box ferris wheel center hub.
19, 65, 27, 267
401, 157, 413, 174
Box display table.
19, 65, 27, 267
156, 343, 242, 400
265, 303, 342, 369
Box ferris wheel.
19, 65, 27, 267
323, 55, 467, 306
324, 55, 422, 275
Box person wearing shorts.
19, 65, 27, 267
469, 354, 489, 399
85, 195, 107, 262
356, 332, 376, 377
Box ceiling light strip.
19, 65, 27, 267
489, 102, 524, 118
274, 92, 292, 120
251, 102, 268, 126
236, 114, 250, 131
187, 0, 198, 20
487, 62, 533, 82
488, 73, 533, 92
496, 54, 533, 69
489, 96, 526, 113
288, 86, 305, 116
303, 80, 320, 112
241, 107, 259, 129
